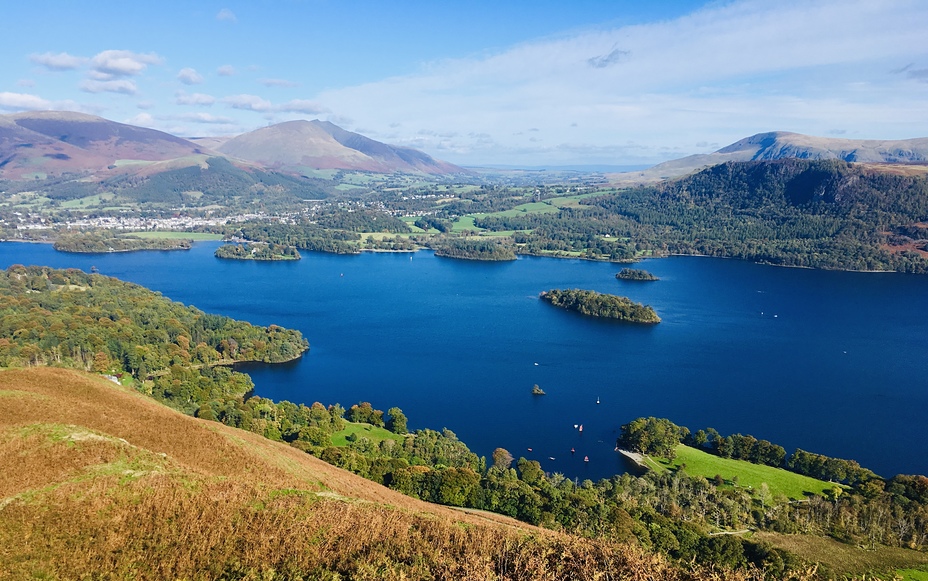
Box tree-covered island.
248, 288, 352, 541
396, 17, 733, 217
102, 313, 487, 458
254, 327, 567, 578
616, 268, 659, 281
215, 242, 301, 261
540, 288, 661, 323
53, 231, 193, 253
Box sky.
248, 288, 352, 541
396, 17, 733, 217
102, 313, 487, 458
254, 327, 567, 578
2, 0, 927, 167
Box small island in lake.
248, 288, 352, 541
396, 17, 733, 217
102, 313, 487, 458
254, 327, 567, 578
215, 242, 301, 261
532, 384, 546, 395
616, 268, 659, 281
540, 288, 661, 323
53, 232, 192, 253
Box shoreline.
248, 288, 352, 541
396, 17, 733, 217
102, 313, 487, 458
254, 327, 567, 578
0, 239, 912, 274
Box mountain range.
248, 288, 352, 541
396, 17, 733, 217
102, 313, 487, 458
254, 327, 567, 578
2, 111, 926, 185
0, 111, 465, 180
612, 131, 928, 183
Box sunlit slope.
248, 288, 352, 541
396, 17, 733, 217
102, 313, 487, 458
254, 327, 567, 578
0, 367, 721, 580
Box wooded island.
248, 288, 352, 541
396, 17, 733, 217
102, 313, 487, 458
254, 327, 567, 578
616, 268, 659, 281
215, 242, 301, 261
540, 288, 660, 323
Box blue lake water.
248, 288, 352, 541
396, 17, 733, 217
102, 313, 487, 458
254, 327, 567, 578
2, 241, 927, 480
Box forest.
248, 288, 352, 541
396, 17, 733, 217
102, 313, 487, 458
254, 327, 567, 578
465, 160, 928, 272
0, 265, 308, 414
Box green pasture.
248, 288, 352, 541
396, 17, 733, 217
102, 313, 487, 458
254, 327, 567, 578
656, 444, 838, 500
330, 422, 404, 447
451, 216, 484, 232
60, 193, 117, 209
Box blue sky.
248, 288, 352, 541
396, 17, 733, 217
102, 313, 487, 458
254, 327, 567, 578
2, 0, 927, 167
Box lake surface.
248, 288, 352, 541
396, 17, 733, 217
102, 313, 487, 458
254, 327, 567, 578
2, 241, 927, 481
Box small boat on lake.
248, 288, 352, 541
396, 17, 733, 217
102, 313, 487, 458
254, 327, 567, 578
584, 456, 589, 463
596, 397, 600, 404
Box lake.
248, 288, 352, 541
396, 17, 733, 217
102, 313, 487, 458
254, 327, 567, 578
2, 241, 927, 481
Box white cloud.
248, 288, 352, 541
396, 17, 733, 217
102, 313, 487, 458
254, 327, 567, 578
259, 78, 298, 88
177, 67, 203, 85
279, 99, 326, 114
90, 50, 163, 79
29, 52, 86, 71
223, 94, 273, 111
0, 92, 52, 110
175, 112, 235, 124
80, 79, 138, 95
312, 0, 928, 165
176, 91, 216, 106
216, 8, 236, 22
217, 65, 236, 76
126, 113, 156, 127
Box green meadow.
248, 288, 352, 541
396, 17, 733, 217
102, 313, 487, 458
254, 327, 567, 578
654, 444, 838, 500
330, 422, 405, 447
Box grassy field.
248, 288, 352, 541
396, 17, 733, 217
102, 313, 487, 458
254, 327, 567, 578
754, 532, 928, 578
451, 216, 483, 232
655, 444, 837, 499
487, 201, 560, 218
128, 231, 223, 241
59, 193, 118, 209
330, 422, 404, 447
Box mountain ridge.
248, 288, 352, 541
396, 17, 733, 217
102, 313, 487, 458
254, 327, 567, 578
216, 119, 467, 175
612, 131, 928, 184
0, 111, 467, 180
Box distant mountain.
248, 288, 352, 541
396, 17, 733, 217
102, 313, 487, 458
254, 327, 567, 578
216, 119, 466, 175
613, 131, 928, 183
0, 111, 210, 179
